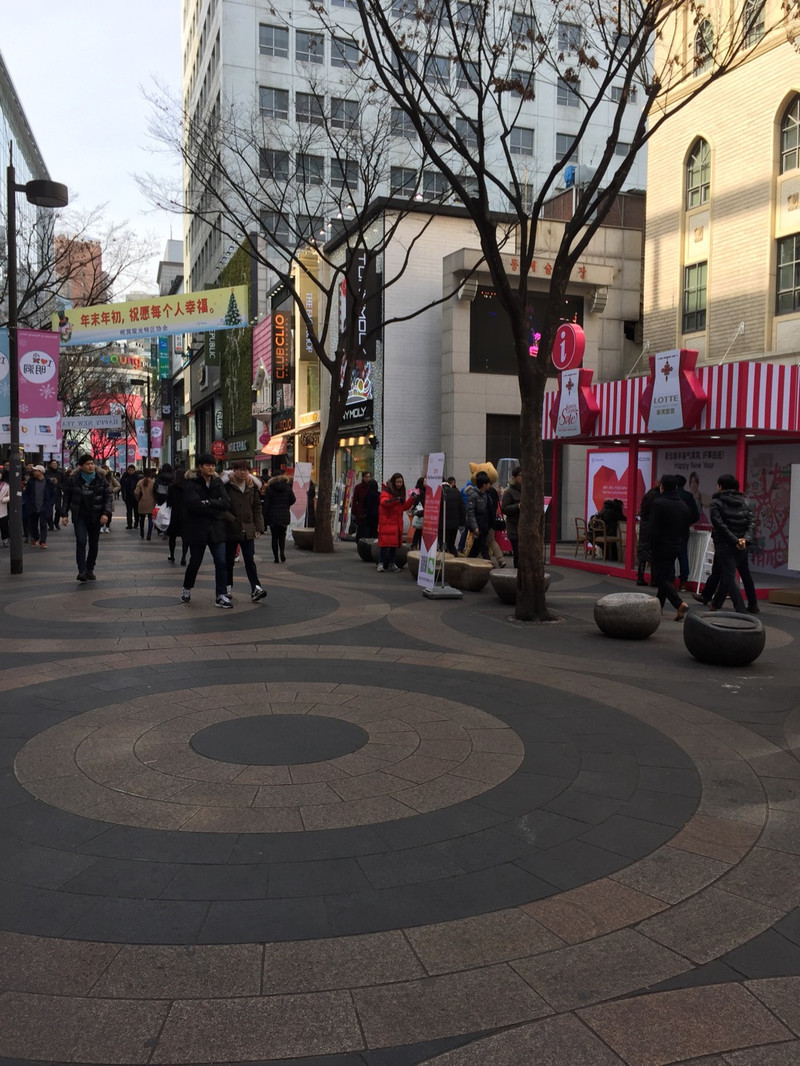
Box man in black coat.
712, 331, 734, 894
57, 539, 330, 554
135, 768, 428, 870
707, 475, 756, 613
674, 474, 701, 590
119, 465, 142, 529
648, 474, 691, 620
181, 454, 232, 608
60, 455, 113, 582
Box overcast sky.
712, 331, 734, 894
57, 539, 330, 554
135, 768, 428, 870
2, 0, 183, 291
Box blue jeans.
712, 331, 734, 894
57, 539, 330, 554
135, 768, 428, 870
74, 515, 101, 574
183, 540, 227, 597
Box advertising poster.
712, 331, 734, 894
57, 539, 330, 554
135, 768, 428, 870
418, 452, 445, 590
340, 468, 357, 538
586, 450, 652, 522
746, 443, 800, 574
290, 462, 313, 529
655, 446, 736, 529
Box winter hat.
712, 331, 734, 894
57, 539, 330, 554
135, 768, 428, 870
33, 465, 46, 473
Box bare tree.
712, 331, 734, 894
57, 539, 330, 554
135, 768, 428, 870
342, 0, 799, 619
143, 66, 481, 551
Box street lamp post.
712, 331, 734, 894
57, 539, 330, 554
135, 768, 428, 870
6, 145, 68, 575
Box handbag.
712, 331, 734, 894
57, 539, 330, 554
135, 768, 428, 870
154, 503, 172, 532
412, 513, 424, 529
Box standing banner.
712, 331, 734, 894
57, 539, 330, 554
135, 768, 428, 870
586, 449, 652, 523
340, 468, 357, 538
418, 452, 445, 590
290, 462, 313, 528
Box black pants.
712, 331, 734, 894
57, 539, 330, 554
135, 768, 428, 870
270, 525, 287, 562
703, 550, 756, 609
125, 498, 137, 527
709, 541, 747, 612
183, 540, 227, 597
74, 516, 101, 574
651, 553, 683, 609
468, 529, 489, 559
226, 538, 260, 590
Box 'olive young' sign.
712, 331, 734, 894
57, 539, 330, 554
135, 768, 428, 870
52, 286, 249, 346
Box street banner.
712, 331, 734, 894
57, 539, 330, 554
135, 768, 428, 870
417, 452, 445, 591
149, 421, 164, 452
62, 415, 123, 431
53, 285, 249, 346
134, 419, 148, 455
19, 330, 59, 419
290, 462, 313, 528
0, 329, 9, 420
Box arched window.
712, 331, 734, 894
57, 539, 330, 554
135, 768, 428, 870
780, 96, 800, 174
686, 139, 710, 207
694, 19, 713, 75
743, 0, 766, 46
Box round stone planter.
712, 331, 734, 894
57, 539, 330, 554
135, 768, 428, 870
488, 568, 551, 605
407, 551, 492, 591
594, 592, 662, 640
683, 609, 766, 666
356, 538, 377, 562
291, 527, 315, 551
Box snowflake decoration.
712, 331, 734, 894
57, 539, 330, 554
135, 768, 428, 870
40, 384, 56, 400
0, 380, 9, 399
19, 403, 28, 414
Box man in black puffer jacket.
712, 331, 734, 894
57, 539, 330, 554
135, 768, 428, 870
707, 475, 756, 613
181, 454, 232, 608
648, 475, 691, 620
60, 455, 113, 582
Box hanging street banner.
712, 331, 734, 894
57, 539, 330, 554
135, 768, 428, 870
417, 452, 445, 591
52, 285, 249, 346
0, 328, 61, 446
62, 414, 123, 431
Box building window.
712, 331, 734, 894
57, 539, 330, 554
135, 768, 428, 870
683, 261, 708, 332
556, 132, 577, 162
391, 166, 418, 195
558, 22, 581, 52
296, 92, 324, 126
260, 86, 289, 119
780, 96, 800, 174
694, 19, 713, 75
777, 234, 800, 314
259, 25, 289, 58
456, 117, 478, 149
509, 67, 535, 98
423, 111, 449, 141
332, 0, 355, 6
423, 171, 449, 200
614, 140, 632, 156
686, 138, 710, 207
743, 0, 765, 46
456, 60, 479, 90
611, 84, 637, 104
390, 49, 418, 76
332, 159, 359, 191
391, 0, 414, 16
557, 77, 580, 107
331, 97, 359, 130
511, 11, 536, 44
459, 173, 480, 198
296, 153, 325, 186
296, 31, 324, 64
424, 55, 450, 89
260, 149, 289, 181
391, 108, 416, 138
260, 210, 291, 246
332, 36, 359, 69
296, 214, 326, 244
510, 126, 534, 155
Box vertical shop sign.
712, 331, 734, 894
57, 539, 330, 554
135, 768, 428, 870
418, 452, 445, 591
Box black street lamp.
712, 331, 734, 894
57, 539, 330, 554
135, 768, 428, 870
6, 145, 68, 575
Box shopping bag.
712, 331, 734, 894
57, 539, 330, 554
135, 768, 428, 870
154, 503, 172, 532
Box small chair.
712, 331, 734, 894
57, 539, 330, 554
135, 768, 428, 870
587, 517, 623, 562
575, 517, 591, 557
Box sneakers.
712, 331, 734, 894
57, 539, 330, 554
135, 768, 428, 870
29, 539, 38, 547
215, 595, 233, 609
227, 585, 233, 596
376, 564, 384, 572
39, 542, 47, 549
77, 572, 88, 582
251, 585, 267, 602
389, 563, 401, 572
86, 571, 96, 580
747, 604, 761, 614
181, 588, 191, 603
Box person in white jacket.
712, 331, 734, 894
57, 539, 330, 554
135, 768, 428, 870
0, 471, 9, 547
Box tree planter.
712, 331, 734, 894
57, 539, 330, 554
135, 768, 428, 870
406, 551, 492, 591
291, 528, 315, 551
489, 568, 550, 605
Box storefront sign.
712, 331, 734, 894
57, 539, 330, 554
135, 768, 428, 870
640, 348, 706, 432
344, 250, 380, 361
211, 440, 227, 458
273, 312, 292, 383
551, 322, 585, 372
550, 368, 599, 438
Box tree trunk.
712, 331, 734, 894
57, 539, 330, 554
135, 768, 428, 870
312, 349, 351, 553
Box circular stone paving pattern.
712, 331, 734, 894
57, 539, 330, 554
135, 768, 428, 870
191, 713, 370, 764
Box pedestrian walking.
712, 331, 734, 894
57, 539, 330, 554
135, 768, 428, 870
224, 461, 267, 600
120, 465, 142, 529
98, 465, 121, 533
361, 477, 380, 540
377, 473, 412, 572
350, 471, 373, 541
674, 474, 700, 589
134, 470, 156, 540
261, 473, 296, 563
705, 475, 756, 613
181, 453, 232, 607
60, 455, 113, 582
0, 470, 10, 547
23, 465, 56, 548
45, 459, 65, 532
648, 474, 691, 621
440, 477, 466, 556
465, 471, 492, 559
166, 467, 187, 564
409, 477, 426, 551
501, 466, 522, 568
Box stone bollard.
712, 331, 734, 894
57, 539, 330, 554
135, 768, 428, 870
683, 609, 766, 666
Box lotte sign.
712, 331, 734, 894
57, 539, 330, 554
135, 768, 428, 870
551, 323, 585, 372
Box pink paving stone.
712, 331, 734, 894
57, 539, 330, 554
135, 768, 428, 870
668, 814, 761, 863
578, 984, 794, 1066
524, 877, 667, 943
747, 977, 800, 1036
